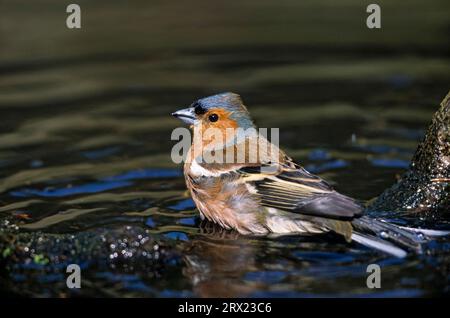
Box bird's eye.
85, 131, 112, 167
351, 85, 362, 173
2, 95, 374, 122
208, 114, 219, 122
194, 104, 206, 115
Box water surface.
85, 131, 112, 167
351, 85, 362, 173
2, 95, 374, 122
0, 0, 449, 297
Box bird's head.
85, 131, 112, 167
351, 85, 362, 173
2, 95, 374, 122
172, 92, 255, 131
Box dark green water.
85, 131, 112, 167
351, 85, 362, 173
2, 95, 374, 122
0, 0, 449, 297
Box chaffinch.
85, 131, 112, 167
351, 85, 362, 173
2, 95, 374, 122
172, 92, 432, 257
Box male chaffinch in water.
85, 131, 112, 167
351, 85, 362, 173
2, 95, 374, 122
172, 92, 436, 257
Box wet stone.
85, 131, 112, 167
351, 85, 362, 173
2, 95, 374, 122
369, 92, 450, 216
0, 224, 180, 297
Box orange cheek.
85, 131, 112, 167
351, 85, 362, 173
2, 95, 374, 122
201, 110, 238, 146
211, 117, 238, 133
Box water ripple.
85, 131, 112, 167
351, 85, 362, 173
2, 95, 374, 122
10, 181, 132, 198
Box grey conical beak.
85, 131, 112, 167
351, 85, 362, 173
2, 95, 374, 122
171, 107, 196, 125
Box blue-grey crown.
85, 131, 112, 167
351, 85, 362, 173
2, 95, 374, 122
194, 92, 255, 128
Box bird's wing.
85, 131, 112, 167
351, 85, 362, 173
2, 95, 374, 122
238, 156, 362, 220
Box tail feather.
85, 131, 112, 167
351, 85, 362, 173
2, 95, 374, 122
350, 216, 449, 257
398, 226, 450, 237
351, 232, 407, 258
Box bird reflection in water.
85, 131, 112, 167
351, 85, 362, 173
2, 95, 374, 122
182, 221, 262, 297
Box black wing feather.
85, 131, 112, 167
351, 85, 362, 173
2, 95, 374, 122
239, 161, 362, 220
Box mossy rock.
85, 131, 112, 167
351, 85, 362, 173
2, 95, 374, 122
369, 91, 450, 215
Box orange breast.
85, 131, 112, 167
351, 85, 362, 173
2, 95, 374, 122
183, 163, 268, 235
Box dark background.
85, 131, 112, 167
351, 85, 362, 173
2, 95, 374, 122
0, 0, 449, 297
